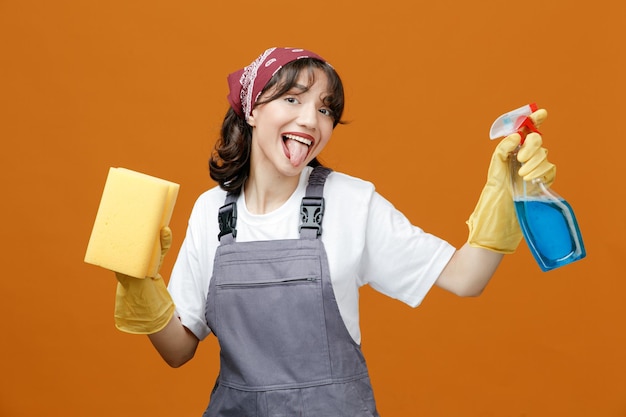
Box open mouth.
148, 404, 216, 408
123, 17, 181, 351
283, 133, 312, 147
282, 134, 312, 167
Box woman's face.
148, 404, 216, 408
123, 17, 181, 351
247, 68, 335, 178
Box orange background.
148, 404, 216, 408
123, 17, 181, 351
1, 0, 624, 416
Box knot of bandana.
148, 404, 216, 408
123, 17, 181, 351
226, 47, 326, 121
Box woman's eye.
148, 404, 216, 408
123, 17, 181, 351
284, 97, 298, 104
319, 108, 333, 117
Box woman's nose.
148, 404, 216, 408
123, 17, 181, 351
296, 103, 317, 130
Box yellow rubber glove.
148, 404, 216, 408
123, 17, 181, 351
114, 227, 176, 334
467, 109, 556, 253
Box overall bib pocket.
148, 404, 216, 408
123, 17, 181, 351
212, 253, 332, 390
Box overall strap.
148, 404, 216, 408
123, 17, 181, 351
217, 192, 238, 244
299, 166, 333, 240
218, 166, 333, 243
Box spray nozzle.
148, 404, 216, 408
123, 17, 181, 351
489, 103, 541, 144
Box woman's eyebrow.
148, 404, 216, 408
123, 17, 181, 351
289, 83, 309, 93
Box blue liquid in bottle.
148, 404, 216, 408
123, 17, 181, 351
509, 144, 586, 272
514, 196, 586, 271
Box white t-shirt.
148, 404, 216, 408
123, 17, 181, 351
168, 167, 456, 344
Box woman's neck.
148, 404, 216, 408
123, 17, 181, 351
244, 168, 302, 215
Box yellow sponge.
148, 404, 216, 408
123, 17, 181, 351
85, 167, 179, 278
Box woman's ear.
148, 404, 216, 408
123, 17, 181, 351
247, 109, 256, 127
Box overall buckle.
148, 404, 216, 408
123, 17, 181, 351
218, 202, 237, 239
299, 197, 325, 236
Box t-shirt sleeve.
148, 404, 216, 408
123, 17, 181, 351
167, 195, 216, 340
359, 192, 456, 307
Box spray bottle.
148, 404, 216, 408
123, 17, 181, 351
490, 103, 586, 271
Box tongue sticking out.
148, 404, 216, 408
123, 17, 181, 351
285, 138, 309, 167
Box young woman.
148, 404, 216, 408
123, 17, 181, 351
113, 47, 556, 416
